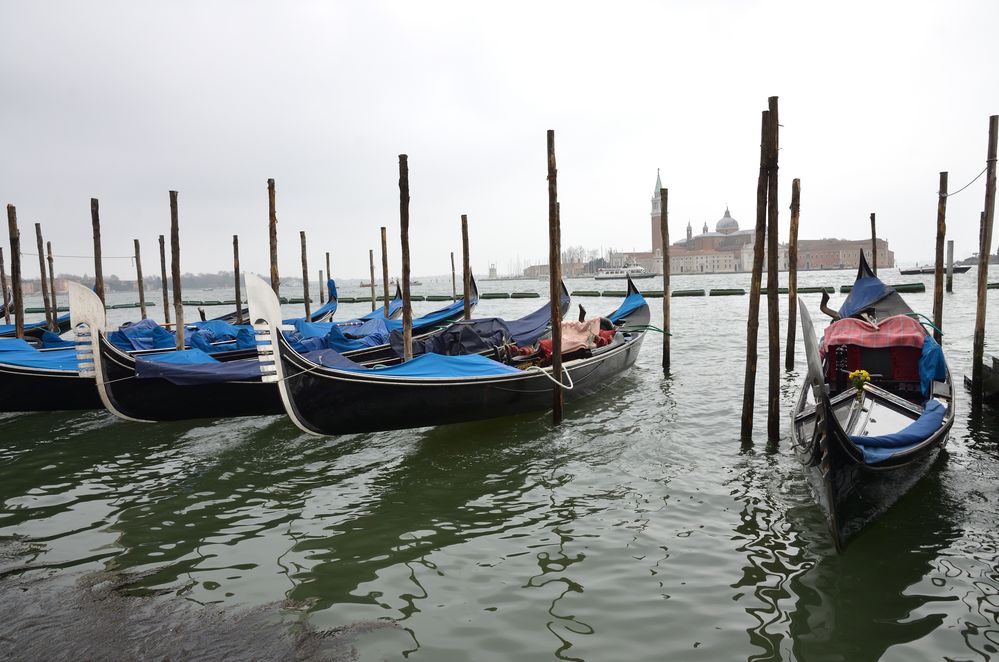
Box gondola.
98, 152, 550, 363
68, 279, 567, 423
0, 339, 102, 411
790, 253, 954, 551
0, 312, 72, 340
246, 273, 649, 436
898, 265, 971, 275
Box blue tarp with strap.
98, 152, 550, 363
308, 348, 522, 377
850, 400, 947, 464
134, 349, 265, 386
0, 347, 79, 371
608, 292, 646, 324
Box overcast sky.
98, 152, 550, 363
2, 1, 997, 280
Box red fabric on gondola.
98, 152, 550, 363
819, 315, 925, 356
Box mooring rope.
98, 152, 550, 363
941, 166, 988, 198
528, 363, 575, 390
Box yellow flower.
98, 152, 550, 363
848, 369, 871, 394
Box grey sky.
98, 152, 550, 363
2, 1, 997, 280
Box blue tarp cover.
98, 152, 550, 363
0, 347, 78, 371
0, 339, 36, 352
108, 319, 177, 351
609, 292, 646, 323
0, 313, 70, 336
358, 294, 403, 321
134, 350, 265, 385
850, 399, 947, 464
308, 348, 521, 377
919, 335, 948, 398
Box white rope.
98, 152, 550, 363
529, 363, 575, 391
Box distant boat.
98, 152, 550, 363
899, 265, 971, 275
594, 265, 657, 280
361, 278, 422, 288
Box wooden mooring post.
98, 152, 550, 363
461, 215, 471, 320
660, 187, 670, 374
870, 212, 878, 275
6, 205, 23, 338
933, 172, 948, 344
158, 235, 170, 325
318, 270, 324, 304
741, 109, 771, 441
133, 239, 147, 320
547, 130, 564, 425
946, 240, 954, 293
765, 96, 780, 442
399, 155, 413, 362
368, 249, 376, 311
971, 115, 998, 403
450, 251, 457, 302
785, 178, 801, 371
0, 247, 9, 324
380, 226, 390, 317
46, 242, 57, 322
300, 231, 311, 319
34, 223, 53, 330
233, 235, 243, 325
268, 178, 279, 296
169, 191, 183, 350
91, 198, 105, 307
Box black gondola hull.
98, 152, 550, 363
0, 362, 102, 411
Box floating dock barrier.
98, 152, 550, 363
511, 292, 541, 298
709, 288, 746, 296
480, 292, 510, 299
601, 290, 627, 297
840, 283, 925, 293
672, 289, 705, 297
571, 290, 601, 297
426, 295, 453, 301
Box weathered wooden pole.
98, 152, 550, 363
741, 110, 770, 441
34, 223, 54, 330
325, 252, 331, 287
368, 249, 376, 311
133, 239, 147, 320
158, 235, 170, 325
785, 178, 801, 371
450, 251, 457, 301
765, 96, 780, 442
547, 129, 564, 424
268, 178, 279, 296
932, 172, 948, 344
232, 235, 243, 325
46, 241, 57, 322
870, 212, 878, 274
0, 247, 9, 324
461, 214, 471, 320
946, 239, 954, 293
660, 187, 670, 374
169, 191, 183, 350
380, 226, 390, 316
972, 115, 998, 401
299, 231, 311, 319
6, 206, 23, 338
90, 198, 105, 307
399, 154, 413, 362
318, 270, 324, 304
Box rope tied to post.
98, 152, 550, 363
941, 166, 988, 198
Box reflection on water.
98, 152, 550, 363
1, 272, 998, 660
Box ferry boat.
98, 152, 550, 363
594, 265, 658, 280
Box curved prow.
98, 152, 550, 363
68, 281, 105, 380
798, 298, 825, 395
246, 274, 312, 434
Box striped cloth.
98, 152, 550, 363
820, 315, 925, 357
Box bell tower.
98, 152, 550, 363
651, 169, 664, 252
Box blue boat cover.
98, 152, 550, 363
108, 319, 177, 351
358, 294, 403, 321
839, 276, 894, 319
39, 331, 75, 349
308, 347, 521, 377
919, 335, 948, 398
609, 292, 647, 323
0, 338, 36, 352
306, 279, 339, 321
850, 399, 947, 464
0, 313, 70, 336
0, 347, 78, 371
134, 350, 265, 385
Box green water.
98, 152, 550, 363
1, 268, 997, 661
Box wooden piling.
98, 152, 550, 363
785, 178, 801, 371
0, 247, 9, 324
547, 130, 564, 425
325, 252, 331, 287
368, 249, 376, 311
46, 241, 56, 323
740, 110, 770, 441
169, 191, 183, 350
233, 235, 243, 325
398, 155, 413, 362
300, 231, 311, 319
380, 226, 390, 316
946, 240, 954, 293
6, 205, 23, 338
268, 178, 279, 296
660, 188, 670, 374
870, 212, 877, 274
34, 223, 53, 330
318, 270, 324, 304
972, 115, 998, 401
450, 251, 457, 302
133, 239, 147, 320
461, 214, 471, 320
932, 172, 948, 343
765, 96, 780, 443
91, 198, 105, 307
159, 235, 170, 324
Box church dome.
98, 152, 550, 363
716, 207, 739, 234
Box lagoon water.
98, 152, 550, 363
1, 268, 997, 661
